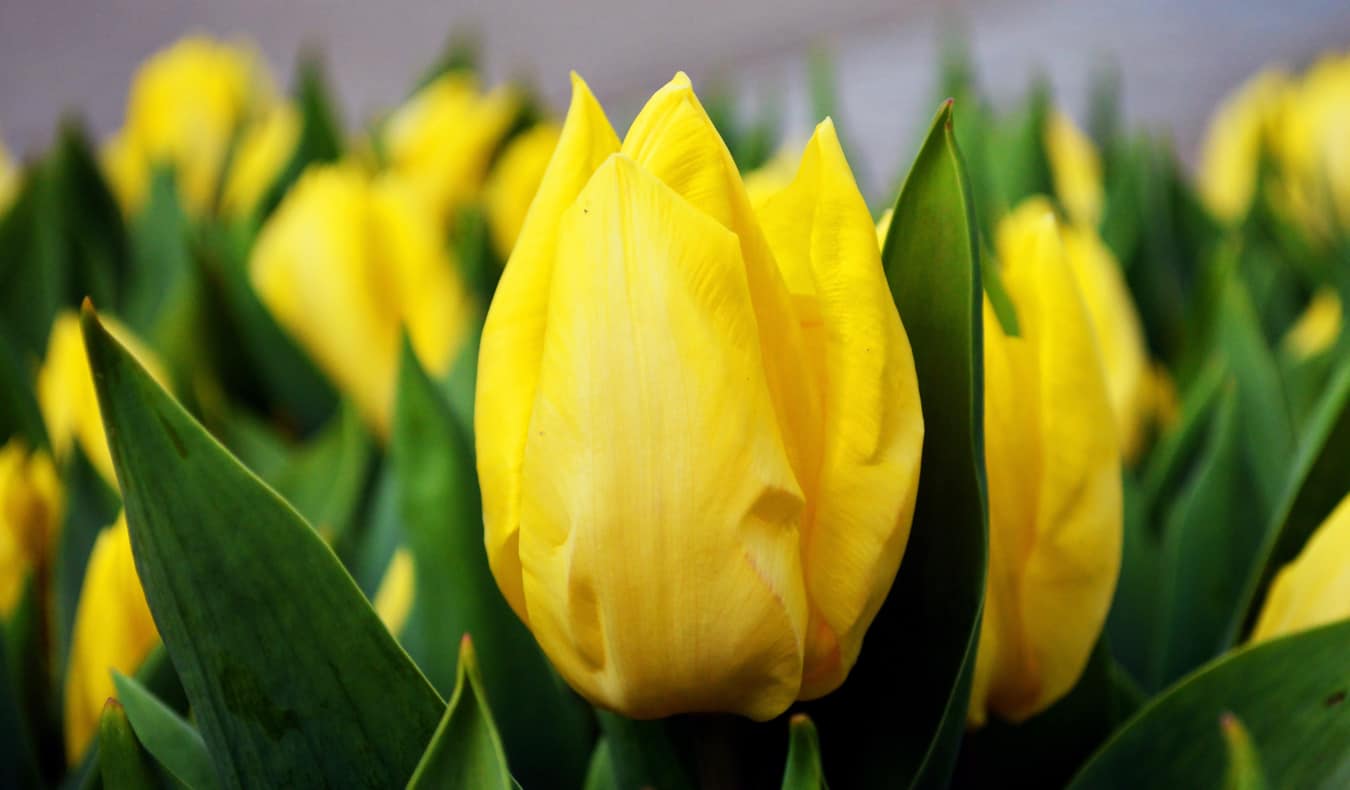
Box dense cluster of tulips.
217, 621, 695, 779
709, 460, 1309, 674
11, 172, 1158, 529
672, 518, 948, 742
0, 31, 1347, 789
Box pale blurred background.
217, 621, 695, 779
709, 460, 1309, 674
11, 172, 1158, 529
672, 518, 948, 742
2, 0, 1349, 198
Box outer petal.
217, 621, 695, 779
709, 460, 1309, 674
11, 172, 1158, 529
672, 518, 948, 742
1250, 492, 1350, 644
1044, 111, 1103, 228
476, 74, 620, 622
621, 73, 824, 522
64, 514, 158, 764
518, 155, 807, 721
755, 120, 923, 698
972, 203, 1122, 724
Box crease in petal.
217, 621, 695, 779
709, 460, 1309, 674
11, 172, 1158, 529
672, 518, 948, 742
476, 73, 621, 622
756, 120, 923, 698
516, 155, 806, 721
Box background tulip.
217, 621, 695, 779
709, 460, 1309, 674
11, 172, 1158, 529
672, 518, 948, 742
0, 137, 17, 215
63, 513, 157, 764
1044, 110, 1103, 229
0, 439, 62, 617
484, 123, 561, 260
969, 201, 1122, 727
475, 72, 922, 721
250, 164, 473, 438
1249, 492, 1350, 644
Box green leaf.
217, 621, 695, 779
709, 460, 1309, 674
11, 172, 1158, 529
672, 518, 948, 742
0, 581, 41, 789
1230, 356, 1350, 642
582, 739, 618, 790
1068, 619, 1350, 788
781, 715, 824, 790
807, 100, 988, 789
393, 340, 592, 788
122, 168, 199, 382
406, 637, 512, 790
1220, 713, 1270, 790
0, 328, 47, 448
54, 447, 121, 681
80, 306, 443, 788
99, 700, 156, 790
112, 671, 217, 790
0, 157, 65, 356
595, 712, 694, 790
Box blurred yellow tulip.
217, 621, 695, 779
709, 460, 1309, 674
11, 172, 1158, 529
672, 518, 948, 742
1277, 52, 1350, 235
1197, 69, 1290, 224
1250, 492, 1350, 644
64, 513, 158, 764
219, 104, 300, 217
484, 123, 561, 259
969, 200, 1122, 727
385, 72, 518, 223
0, 137, 18, 215
0, 439, 62, 617
1044, 110, 1103, 228
103, 35, 289, 216
476, 73, 922, 721
1283, 288, 1342, 360
38, 312, 169, 485
374, 548, 415, 637
250, 164, 473, 438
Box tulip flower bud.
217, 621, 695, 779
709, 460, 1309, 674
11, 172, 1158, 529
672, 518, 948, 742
385, 73, 518, 224
1197, 69, 1291, 224
1044, 111, 1103, 229
1282, 289, 1342, 360
250, 164, 473, 438
219, 104, 300, 217
1250, 492, 1350, 644
64, 513, 157, 764
102, 35, 283, 216
0, 137, 17, 215
38, 312, 169, 485
0, 439, 62, 617
1277, 52, 1350, 235
969, 200, 1122, 727
484, 123, 561, 259
475, 73, 923, 721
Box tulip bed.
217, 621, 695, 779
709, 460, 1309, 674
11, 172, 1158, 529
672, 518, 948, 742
1, 32, 1348, 790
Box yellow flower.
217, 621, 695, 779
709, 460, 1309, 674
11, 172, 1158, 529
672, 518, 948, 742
374, 548, 415, 637
1250, 492, 1350, 644
1277, 52, 1350, 235
476, 73, 923, 721
1283, 288, 1342, 360
250, 163, 473, 438
1044, 110, 1103, 228
742, 142, 804, 209
1059, 215, 1152, 462
0, 137, 18, 215
484, 123, 561, 259
969, 201, 1122, 727
0, 440, 62, 617
103, 35, 281, 216
219, 103, 300, 217
385, 72, 518, 223
38, 312, 169, 485
64, 513, 158, 764
1197, 69, 1291, 224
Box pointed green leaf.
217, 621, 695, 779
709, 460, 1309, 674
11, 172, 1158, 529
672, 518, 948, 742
99, 700, 156, 790
807, 100, 987, 789
393, 340, 592, 788
781, 715, 824, 790
112, 671, 217, 790
80, 306, 443, 788
1068, 620, 1350, 788
406, 637, 512, 790
1221, 713, 1269, 790
582, 739, 618, 790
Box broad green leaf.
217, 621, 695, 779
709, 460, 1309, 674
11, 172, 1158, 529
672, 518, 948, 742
807, 100, 988, 789
1221, 713, 1269, 790
0, 158, 64, 355
0, 328, 47, 447
1230, 356, 1350, 642
1068, 619, 1350, 788
393, 341, 591, 788
81, 306, 443, 788
582, 739, 618, 790
406, 637, 512, 790
781, 715, 824, 790
53, 122, 131, 312
0, 581, 41, 789
112, 671, 217, 790
123, 169, 197, 370
595, 712, 694, 790
99, 700, 156, 790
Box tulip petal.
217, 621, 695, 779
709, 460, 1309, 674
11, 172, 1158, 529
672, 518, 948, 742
756, 121, 924, 698
620, 73, 824, 519
517, 154, 807, 721
1250, 492, 1350, 643
477, 74, 620, 623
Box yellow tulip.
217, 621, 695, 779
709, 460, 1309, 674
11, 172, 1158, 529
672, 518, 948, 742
0, 440, 62, 617
969, 200, 1122, 727
1276, 52, 1350, 235
374, 548, 415, 637
38, 312, 169, 485
476, 73, 923, 721
219, 103, 300, 217
484, 123, 561, 260
1059, 216, 1152, 462
1250, 491, 1350, 643
0, 137, 18, 215
1283, 288, 1342, 360
250, 163, 473, 438
742, 143, 804, 208
103, 35, 282, 216
64, 512, 158, 764
1044, 110, 1103, 229
1197, 69, 1290, 224
385, 72, 518, 223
